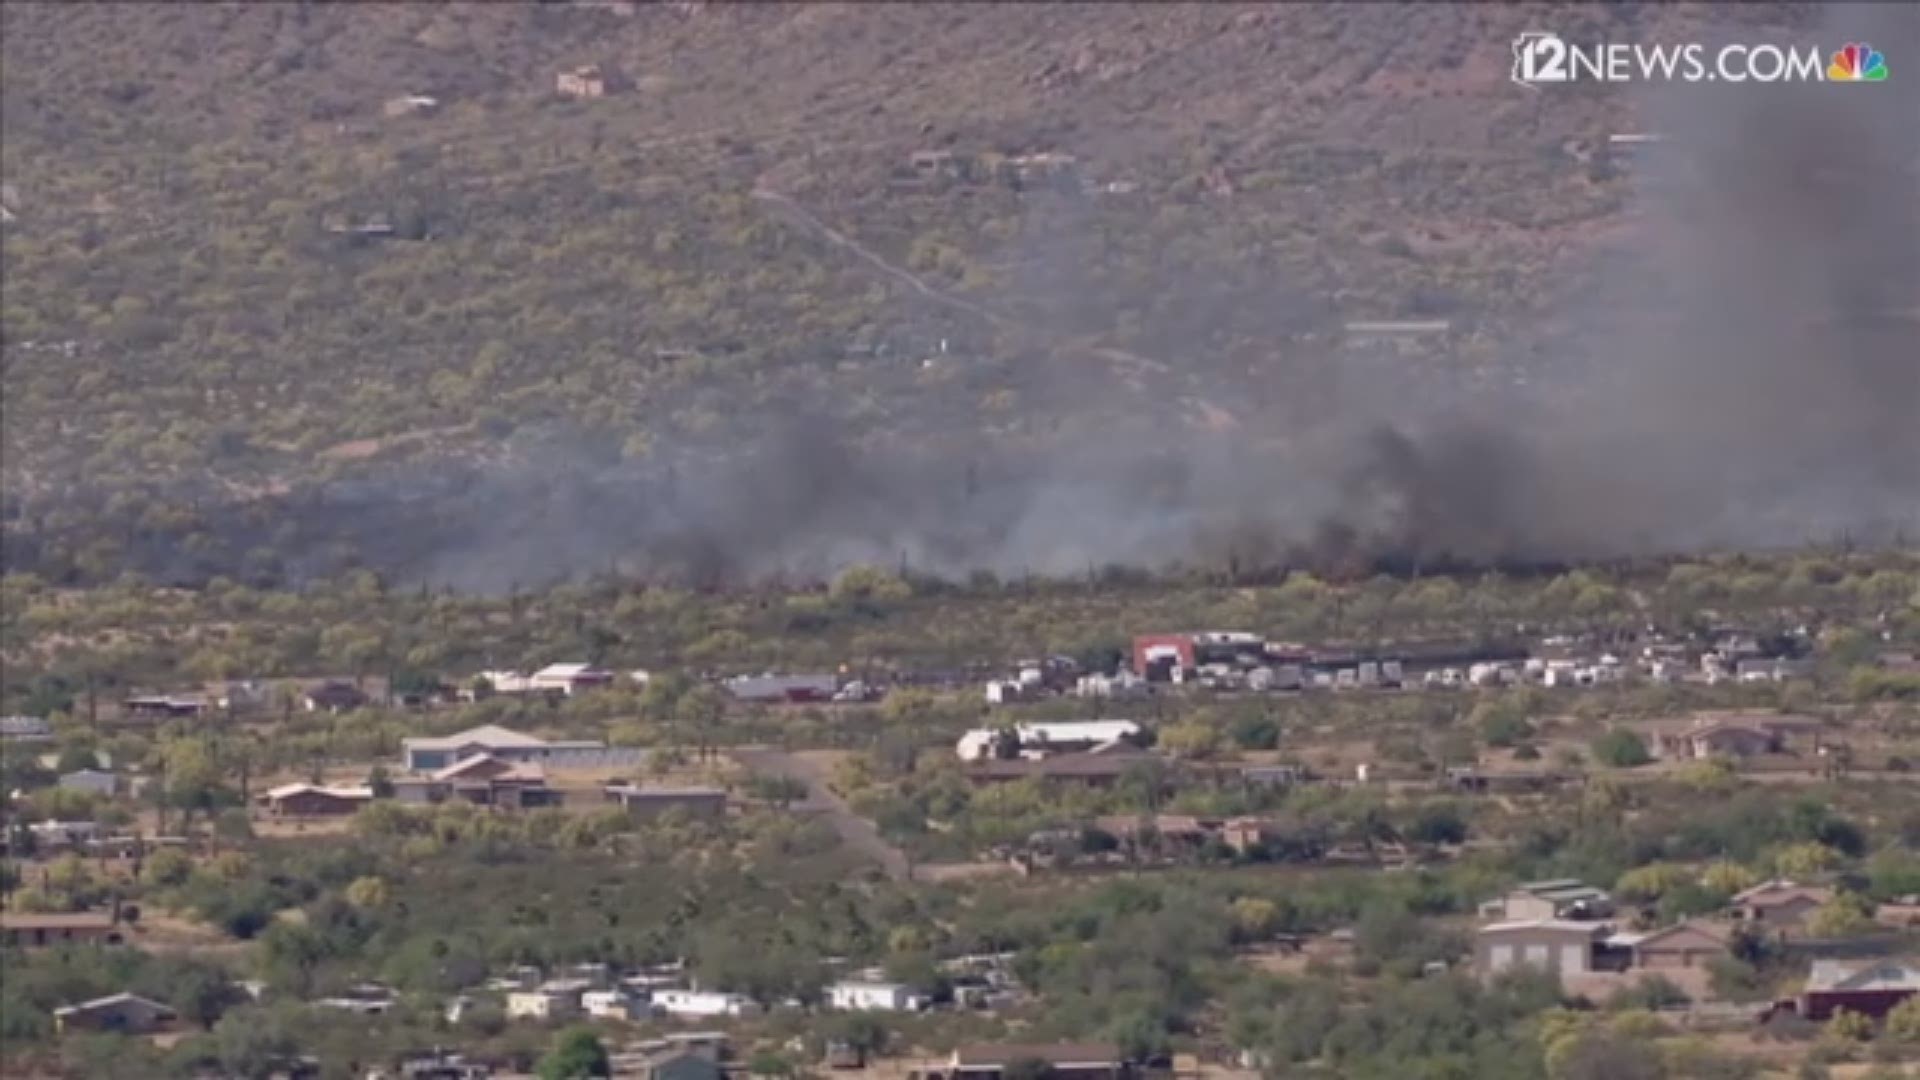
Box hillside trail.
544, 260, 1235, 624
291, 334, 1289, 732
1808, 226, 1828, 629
750, 184, 1005, 327
749, 182, 1177, 383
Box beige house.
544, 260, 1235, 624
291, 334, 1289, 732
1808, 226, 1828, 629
557, 65, 624, 99
1476, 920, 1608, 976
1731, 880, 1832, 930
1626, 920, 1732, 969
506, 984, 586, 1021
1643, 713, 1826, 761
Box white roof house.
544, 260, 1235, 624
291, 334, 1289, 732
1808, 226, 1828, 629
402, 725, 551, 770
1478, 918, 1610, 935
53, 992, 176, 1033
0, 715, 52, 740
650, 989, 759, 1018
1807, 959, 1920, 993
1021, 720, 1141, 745
477, 671, 538, 695
27, 820, 101, 843
955, 720, 1142, 761
58, 769, 121, 797
263, 783, 375, 801
827, 979, 925, 1012
530, 663, 615, 694
581, 988, 639, 1019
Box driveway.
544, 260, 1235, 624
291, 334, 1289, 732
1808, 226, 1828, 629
732, 747, 911, 882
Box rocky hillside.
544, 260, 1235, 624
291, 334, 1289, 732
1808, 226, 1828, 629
10, 1, 1899, 588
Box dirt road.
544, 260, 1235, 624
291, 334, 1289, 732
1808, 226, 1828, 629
731, 747, 912, 882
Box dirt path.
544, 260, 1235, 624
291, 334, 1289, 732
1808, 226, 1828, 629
731, 746, 911, 882
749, 185, 1176, 381
751, 186, 1004, 325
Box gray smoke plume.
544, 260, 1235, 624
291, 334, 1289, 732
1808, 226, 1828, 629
345, 2, 1918, 592
1307, 2, 1920, 567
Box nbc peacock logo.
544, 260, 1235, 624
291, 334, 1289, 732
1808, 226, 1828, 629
1827, 42, 1889, 82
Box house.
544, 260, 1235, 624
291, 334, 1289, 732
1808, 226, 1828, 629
466, 671, 538, 698
1092, 814, 1221, 855
652, 1031, 730, 1060
1132, 632, 1266, 681
53, 992, 176, 1035
944, 1043, 1129, 1080
955, 720, 1143, 761
722, 673, 838, 704
1480, 880, 1614, 922
1220, 816, 1284, 855
217, 680, 272, 712
1685, 722, 1779, 759
1880, 652, 1920, 675
1475, 919, 1610, 976
529, 663, 615, 696
58, 769, 122, 798
382, 94, 440, 118
393, 1050, 491, 1079
1073, 671, 1152, 700
1731, 880, 1833, 930
260, 783, 375, 817
0, 715, 53, 743
26, 820, 102, 851
122, 694, 207, 720
626, 1049, 723, 1080
304, 681, 368, 714
1644, 713, 1826, 761
1876, 896, 1920, 928
1, 910, 125, 948
506, 983, 586, 1021
315, 983, 397, 1015
582, 988, 640, 1020
402, 725, 549, 770
826, 978, 925, 1012
399, 725, 618, 772
999, 152, 1079, 190
1241, 764, 1308, 787
1623, 920, 1732, 969
556, 64, 622, 99
1796, 958, 1920, 1021
649, 989, 758, 1018
963, 744, 1156, 789
905, 149, 962, 181
607, 1037, 727, 1080
392, 753, 560, 809
326, 215, 399, 239
604, 784, 728, 820
984, 680, 1028, 705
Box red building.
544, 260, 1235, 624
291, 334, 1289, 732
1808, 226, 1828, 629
1131, 632, 1265, 680
1132, 634, 1196, 677
1795, 959, 1920, 1021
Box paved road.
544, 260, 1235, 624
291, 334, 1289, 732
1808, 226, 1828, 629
732, 747, 911, 882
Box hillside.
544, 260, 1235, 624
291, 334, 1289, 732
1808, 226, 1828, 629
5, 1, 1909, 589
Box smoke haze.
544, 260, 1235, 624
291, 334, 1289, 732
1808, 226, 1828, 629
156, 4, 1920, 592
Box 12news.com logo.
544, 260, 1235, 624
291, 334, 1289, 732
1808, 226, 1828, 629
1512, 31, 1888, 87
